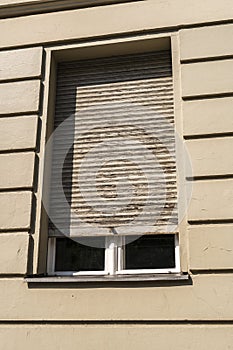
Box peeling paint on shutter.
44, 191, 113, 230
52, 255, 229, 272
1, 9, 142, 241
49, 50, 178, 237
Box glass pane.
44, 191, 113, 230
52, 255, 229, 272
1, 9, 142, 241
125, 235, 175, 270
55, 237, 105, 272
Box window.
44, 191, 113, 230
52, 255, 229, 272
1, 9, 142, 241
48, 235, 179, 275
46, 43, 180, 277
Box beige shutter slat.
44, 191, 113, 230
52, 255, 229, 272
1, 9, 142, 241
49, 51, 178, 237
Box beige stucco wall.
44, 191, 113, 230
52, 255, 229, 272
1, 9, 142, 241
0, 0, 233, 349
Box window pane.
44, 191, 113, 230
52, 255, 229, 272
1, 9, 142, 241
55, 237, 105, 272
125, 235, 175, 270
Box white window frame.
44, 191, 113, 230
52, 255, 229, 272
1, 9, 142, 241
47, 234, 180, 276
116, 235, 180, 275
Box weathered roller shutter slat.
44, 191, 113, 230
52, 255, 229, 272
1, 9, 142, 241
49, 50, 178, 237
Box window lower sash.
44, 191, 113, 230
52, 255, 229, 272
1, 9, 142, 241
47, 234, 180, 277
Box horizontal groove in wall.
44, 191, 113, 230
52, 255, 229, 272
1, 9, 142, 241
0, 187, 33, 193
0, 111, 40, 118
179, 18, 233, 29
0, 76, 42, 85
184, 132, 233, 140
186, 174, 233, 181
182, 92, 233, 101
0, 228, 30, 234
188, 219, 233, 225
0, 274, 26, 278
0, 320, 232, 325
190, 270, 233, 275
181, 55, 233, 64
0, 148, 36, 155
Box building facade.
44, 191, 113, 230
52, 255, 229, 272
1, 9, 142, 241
0, 0, 233, 349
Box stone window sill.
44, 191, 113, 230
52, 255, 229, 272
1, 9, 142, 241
25, 273, 190, 284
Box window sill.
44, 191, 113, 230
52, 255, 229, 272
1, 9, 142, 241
25, 273, 189, 283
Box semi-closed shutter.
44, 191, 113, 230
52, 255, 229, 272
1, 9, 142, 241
48, 50, 178, 237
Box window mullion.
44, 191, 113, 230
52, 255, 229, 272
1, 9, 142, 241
105, 236, 118, 275
117, 236, 124, 272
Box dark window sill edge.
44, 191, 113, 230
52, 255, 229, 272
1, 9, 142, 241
25, 273, 190, 283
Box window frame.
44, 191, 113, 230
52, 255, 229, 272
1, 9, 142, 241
47, 235, 180, 276
116, 235, 180, 275
32, 32, 188, 280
